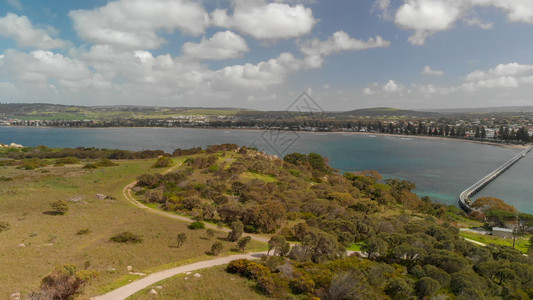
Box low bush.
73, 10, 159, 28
189, 221, 206, 230
0, 221, 10, 232
152, 156, 172, 168
82, 163, 98, 169
110, 231, 143, 244
55, 157, 80, 165
76, 228, 91, 235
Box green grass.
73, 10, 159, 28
127, 266, 268, 300
240, 172, 277, 183
0, 160, 267, 298
347, 242, 365, 251
460, 232, 531, 254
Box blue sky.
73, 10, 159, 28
1, 0, 533, 110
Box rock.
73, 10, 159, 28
17, 243, 25, 248
95, 194, 106, 200
131, 272, 146, 276
126, 265, 133, 272
194, 273, 202, 278
184, 277, 188, 280
186, 271, 192, 275
10, 292, 21, 300
149, 289, 158, 295
106, 268, 116, 273
156, 285, 163, 289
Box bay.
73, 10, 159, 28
1, 126, 531, 213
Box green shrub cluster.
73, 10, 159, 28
110, 231, 143, 244
188, 221, 206, 230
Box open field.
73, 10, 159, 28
459, 231, 531, 253
0, 159, 265, 299
128, 265, 268, 300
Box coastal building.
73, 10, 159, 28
492, 227, 514, 239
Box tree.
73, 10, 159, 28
237, 236, 252, 252
177, 232, 187, 248
362, 236, 388, 260
211, 241, 223, 255
228, 220, 244, 242
50, 200, 69, 215
416, 277, 440, 299
268, 235, 289, 256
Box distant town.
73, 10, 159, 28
1, 103, 533, 144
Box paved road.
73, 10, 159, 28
91, 252, 267, 300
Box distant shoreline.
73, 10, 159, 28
1, 125, 529, 150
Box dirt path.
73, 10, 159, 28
91, 251, 267, 300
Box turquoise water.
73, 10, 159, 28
1, 127, 531, 212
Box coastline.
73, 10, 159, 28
1, 125, 529, 150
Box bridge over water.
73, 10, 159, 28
459, 144, 533, 212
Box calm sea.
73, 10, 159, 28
1, 127, 532, 213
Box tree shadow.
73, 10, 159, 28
42, 211, 63, 216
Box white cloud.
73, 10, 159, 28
422, 66, 444, 75
182, 31, 249, 60
378, 0, 533, 45
211, 0, 316, 40
464, 17, 493, 29
69, 0, 209, 49
470, 0, 533, 24
300, 31, 390, 57
373, 0, 393, 20
298, 31, 390, 69
383, 79, 405, 92
462, 63, 533, 91
0, 13, 67, 49
212, 52, 308, 89
7, 0, 23, 10
395, 0, 465, 45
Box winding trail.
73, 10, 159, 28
91, 252, 267, 300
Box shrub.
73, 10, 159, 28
76, 228, 91, 235
0, 221, 10, 232
227, 259, 251, 274
290, 274, 316, 294
55, 157, 80, 165
256, 274, 288, 298
50, 200, 69, 215
82, 163, 98, 169
177, 232, 187, 248
416, 277, 441, 299
211, 241, 223, 255
0, 176, 13, 182
206, 228, 215, 239
152, 156, 172, 168
29, 264, 97, 299
244, 224, 257, 233
244, 262, 270, 280
110, 231, 143, 244
96, 158, 118, 167
189, 221, 205, 230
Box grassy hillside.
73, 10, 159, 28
0, 154, 265, 298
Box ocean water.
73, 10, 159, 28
1, 127, 531, 212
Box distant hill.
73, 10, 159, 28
423, 106, 533, 114
336, 107, 441, 117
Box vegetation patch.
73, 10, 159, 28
110, 231, 144, 244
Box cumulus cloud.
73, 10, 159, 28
462, 62, 533, 91
375, 0, 533, 45
0, 49, 111, 91
69, 0, 209, 49
299, 31, 390, 68
422, 66, 444, 75
211, 0, 316, 40
383, 79, 405, 92
182, 31, 249, 60
395, 0, 465, 45
0, 13, 68, 49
